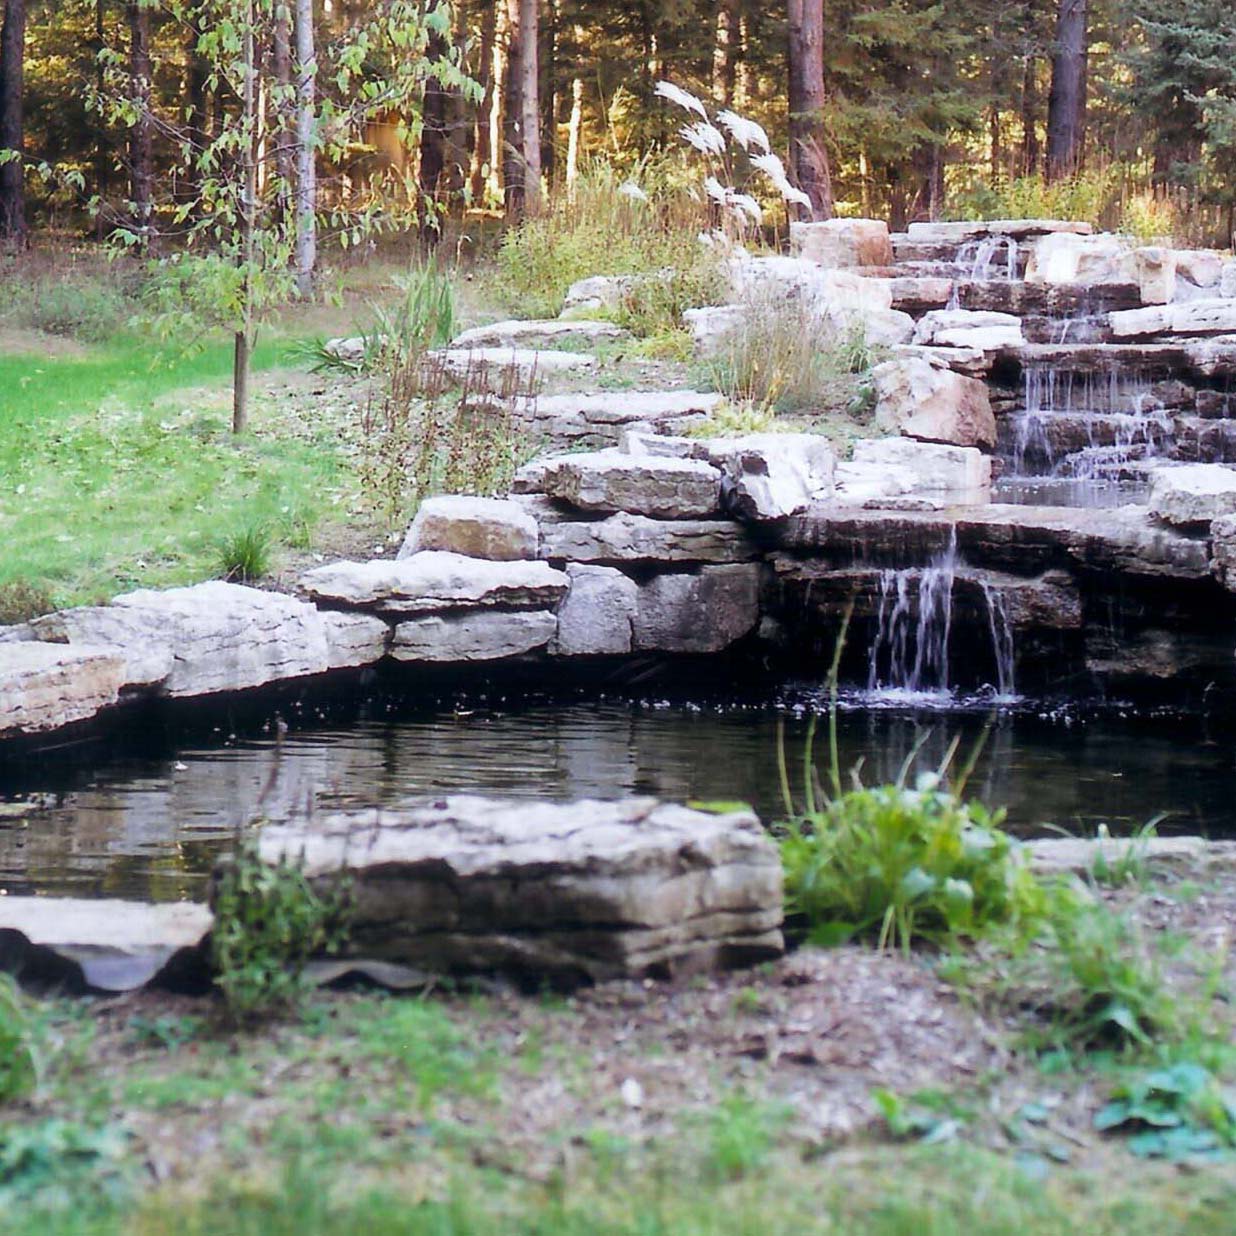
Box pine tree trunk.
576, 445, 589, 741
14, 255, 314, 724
419, 31, 448, 235
126, 0, 153, 250
234, 0, 258, 435
186, 13, 210, 214
565, 73, 583, 191
712, 0, 739, 106
294, 0, 316, 296
0, 0, 27, 246
518, 0, 541, 213
93, 0, 108, 232
502, 0, 524, 218
272, 4, 293, 212
786, 0, 833, 221
1020, 53, 1039, 176
469, 0, 497, 205
1046, 0, 1086, 180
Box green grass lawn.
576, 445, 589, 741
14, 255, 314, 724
0, 334, 355, 611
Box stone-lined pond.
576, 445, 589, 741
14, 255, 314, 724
2, 687, 1233, 901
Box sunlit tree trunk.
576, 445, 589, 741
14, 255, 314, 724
502, 0, 524, 217
786, 0, 833, 220
469, 0, 497, 205
518, 0, 541, 213
234, 0, 258, 434
294, 0, 316, 295
271, 2, 293, 212
711, 0, 739, 106
565, 71, 583, 191
0, 0, 27, 247
126, 0, 153, 249
1046, 0, 1086, 180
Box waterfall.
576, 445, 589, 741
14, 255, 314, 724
955, 235, 1019, 282
867, 530, 958, 696
864, 531, 1021, 702
980, 582, 1016, 700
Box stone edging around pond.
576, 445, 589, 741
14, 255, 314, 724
1, 819, 1229, 996
6, 428, 1236, 742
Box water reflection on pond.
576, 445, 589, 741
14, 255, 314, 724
2, 693, 1234, 900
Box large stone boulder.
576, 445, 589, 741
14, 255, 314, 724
1110, 299, 1236, 339
0, 643, 126, 738
514, 390, 723, 448
30, 606, 175, 688
683, 305, 747, 357
1135, 247, 1177, 305
789, 218, 893, 268
562, 273, 649, 316
301, 553, 569, 616
1149, 464, 1236, 528
110, 583, 335, 697
399, 496, 539, 562
449, 319, 627, 350
539, 512, 759, 565
633, 564, 760, 653
1025, 232, 1136, 286
848, 438, 992, 504
390, 610, 558, 661
708, 434, 837, 521
539, 450, 722, 518
255, 796, 785, 983
1175, 250, 1224, 290
912, 309, 1024, 352
320, 611, 392, 669
872, 357, 997, 451
552, 565, 637, 656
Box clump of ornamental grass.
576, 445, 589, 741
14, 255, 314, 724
216, 524, 273, 583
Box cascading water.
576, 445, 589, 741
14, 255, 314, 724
1002, 364, 1174, 506
947, 236, 1020, 310
864, 531, 1021, 703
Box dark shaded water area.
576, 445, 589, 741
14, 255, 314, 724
2, 676, 1235, 902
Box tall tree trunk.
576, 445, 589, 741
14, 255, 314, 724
0, 0, 27, 246
502, 0, 524, 217
186, 11, 210, 213
518, 0, 541, 213
234, 0, 258, 434
786, 0, 833, 221
565, 72, 583, 191
126, 0, 153, 249
94, 0, 109, 234
271, 3, 293, 213
1045, 0, 1086, 180
711, 0, 739, 106
419, 32, 448, 235
469, 0, 497, 205
294, 0, 316, 296
1020, 52, 1039, 176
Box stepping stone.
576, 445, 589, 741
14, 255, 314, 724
255, 796, 785, 983
449, 319, 628, 349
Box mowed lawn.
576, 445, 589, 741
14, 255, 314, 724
0, 336, 355, 611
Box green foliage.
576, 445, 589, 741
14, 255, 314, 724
0, 978, 37, 1105
950, 170, 1121, 226
211, 837, 352, 1026
1089, 821, 1161, 888
1095, 1062, 1236, 1160
495, 161, 705, 319
216, 525, 273, 584
1017, 889, 1184, 1052
614, 256, 727, 340
702, 302, 879, 422
782, 773, 1041, 952
0, 274, 136, 344
126, 1014, 205, 1053
872, 1088, 965, 1145
696, 1094, 790, 1182
0, 1118, 129, 1211
0, 580, 55, 625
359, 350, 533, 525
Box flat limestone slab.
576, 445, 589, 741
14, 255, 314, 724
301, 552, 569, 616
429, 347, 596, 383
399, 496, 539, 562
257, 796, 784, 983
539, 512, 760, 564
449, 319, 627, 349
0, 643, 126, 737
0, 897, 212, 991
390, 610, 558, 661
905, 219, 1093, 242
539, 450, 723, 518
1024, 836, 1236, 876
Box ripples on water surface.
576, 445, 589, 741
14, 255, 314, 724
2, 690, 1234, 900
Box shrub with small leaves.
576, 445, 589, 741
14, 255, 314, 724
210, 836, 351, 1026
0, 976, 37, 1104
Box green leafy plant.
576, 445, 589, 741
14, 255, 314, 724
216, 524, 273, 584
1095, 1062, 1236, 1160
210, 836, 352, 1026
0, 580, 55, 625
697, 1094, 790, 1182
1089, 819, 1162, 888
0, 1119, 129, 1209
872, 1088, 965, 1145
0, 976, 37, 1104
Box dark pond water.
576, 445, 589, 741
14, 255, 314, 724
2, 688, 1235, 901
